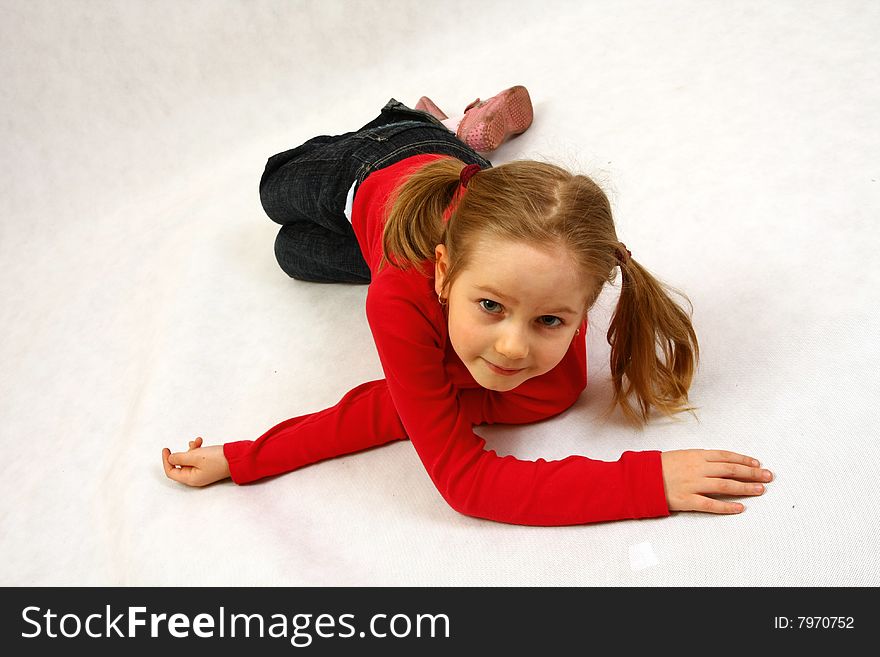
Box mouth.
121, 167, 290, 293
484, 359, 524, 376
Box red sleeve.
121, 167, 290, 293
222, 379, 407, 484
366, 276, 670, 526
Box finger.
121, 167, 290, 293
188, 437, 203, 451
163, 448, 188, 483
702, 478, 766, 497
704, 450, 760, 467
168, 450, 200, 467
695, 495, 744, 514
704, 462, 773, 482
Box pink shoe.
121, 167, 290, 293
456, 85, 533, 152
415, 96, 448, 121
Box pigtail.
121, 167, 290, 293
378, 157, 464, 275
600, 258, 701, 428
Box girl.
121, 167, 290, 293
162, 86, 773, 525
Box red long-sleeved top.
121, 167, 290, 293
223, 153, 669, 525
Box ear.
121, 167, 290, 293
434, 244, 449, 297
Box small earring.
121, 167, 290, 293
438, 294, 447, 306
575, 328, 580, 336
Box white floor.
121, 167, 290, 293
2, 0, 878, 586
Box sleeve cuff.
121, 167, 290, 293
621, 450, 670, 519
222, 440, 255, 485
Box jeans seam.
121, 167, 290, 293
359, 139, 489, 181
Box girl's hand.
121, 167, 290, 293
162, 437, 231, 487
660, 449, 773, 514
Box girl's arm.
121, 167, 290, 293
163, 380, 409, 487
221, 380, 408, 484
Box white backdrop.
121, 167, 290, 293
1, 0, 878, 586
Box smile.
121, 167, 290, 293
484, 359, 524, 376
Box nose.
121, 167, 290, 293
494, 325, 529, 362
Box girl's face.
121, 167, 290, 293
435, 237, 590, 392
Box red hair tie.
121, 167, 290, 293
616, 242, 632, 265
459, 164, 481, 188
444, 164, 482, 223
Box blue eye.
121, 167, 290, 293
539, 316, 563, 328
479, 299, 502, 313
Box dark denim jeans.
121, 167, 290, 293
259, 98, 493, 284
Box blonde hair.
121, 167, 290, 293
378, 157, 700, 429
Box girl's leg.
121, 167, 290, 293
274, 221, 370, 284
258, 98, 491, 285
349, 99, 493, 186
259, 132, 371, 284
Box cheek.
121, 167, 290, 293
533, 337, 572, 370
451, 321, 482, 352
448, 307, 483, 352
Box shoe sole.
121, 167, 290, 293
460, 85, 534, 152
